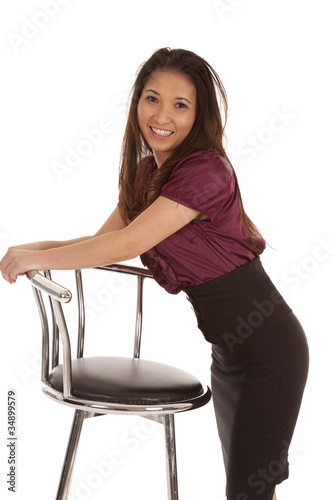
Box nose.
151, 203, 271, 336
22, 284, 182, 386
153, 104, 172, 125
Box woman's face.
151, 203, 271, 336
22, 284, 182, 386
137, 70, 197, 168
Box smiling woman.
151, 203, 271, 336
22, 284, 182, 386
0, 47, 309, 500
137, 71, 197, 167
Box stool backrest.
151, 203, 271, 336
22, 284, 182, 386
27, 264, 153, 399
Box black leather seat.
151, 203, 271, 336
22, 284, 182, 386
49, 356, 206, 404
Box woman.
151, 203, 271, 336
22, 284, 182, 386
0, 48, 309, 500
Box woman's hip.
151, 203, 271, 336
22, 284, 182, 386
184, 256, 294, 345
211, 310, 309, 382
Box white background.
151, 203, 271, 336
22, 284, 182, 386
0, 1, 332, 499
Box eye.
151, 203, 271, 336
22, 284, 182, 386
175, 102, 188, 109
146, 95, 158, 103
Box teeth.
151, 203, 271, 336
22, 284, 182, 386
151, 126, 174, 137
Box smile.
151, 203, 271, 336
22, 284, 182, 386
150, 126, 174, 137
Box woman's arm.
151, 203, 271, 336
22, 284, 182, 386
13, 236, 92, 251
0, 197, 199, 283
11, 205, 126, 251
94, 204, 127, 235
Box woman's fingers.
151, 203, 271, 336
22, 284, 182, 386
0, 248, 42, 284
0, 254, 16, 283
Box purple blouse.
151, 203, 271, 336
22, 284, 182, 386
140, 150, 266, 294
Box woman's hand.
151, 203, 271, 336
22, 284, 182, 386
0, 247, 45, 284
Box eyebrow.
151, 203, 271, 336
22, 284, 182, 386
145, 89, 192, 105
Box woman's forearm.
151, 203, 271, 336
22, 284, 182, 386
13, 205, 125, 252
38, 196, 200, 272
40, 230, 133, 271
14, 236, 93, 251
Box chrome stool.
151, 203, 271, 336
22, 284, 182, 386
27, 264, 211, 499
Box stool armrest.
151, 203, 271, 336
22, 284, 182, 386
51, 299, 72, 398
27, 270, 72, 303
27, 270, 73, 398
96, 263, 153, 279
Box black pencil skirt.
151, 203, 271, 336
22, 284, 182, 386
184, 256, 309, 500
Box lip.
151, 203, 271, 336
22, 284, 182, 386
149, 126, 174, 139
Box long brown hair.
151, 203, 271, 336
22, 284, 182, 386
118, 47, 266, 253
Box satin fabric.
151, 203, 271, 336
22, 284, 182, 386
140, 150, 265, 294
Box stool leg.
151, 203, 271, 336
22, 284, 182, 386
163, 414, 179, 500
56, 409, 86, 500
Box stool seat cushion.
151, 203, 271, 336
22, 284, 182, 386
49, 356, 205, 405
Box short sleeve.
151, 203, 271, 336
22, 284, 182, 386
160, 151, 235, 222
